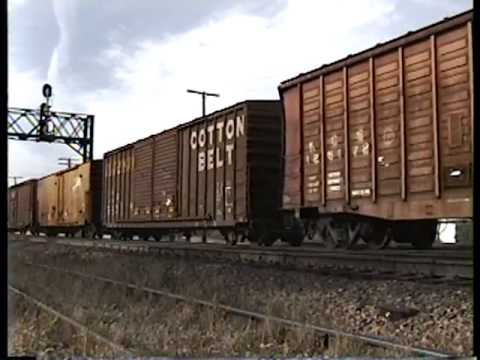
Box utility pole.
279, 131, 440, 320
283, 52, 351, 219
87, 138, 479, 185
9, 176, 23, 185
187, 89, 220, 117
58, 157, 80, 169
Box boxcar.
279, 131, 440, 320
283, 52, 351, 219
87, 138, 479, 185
278, 10, 473, 249
8, 179, 38, 234
36, 160, 103, 237
103, 100, 301, 245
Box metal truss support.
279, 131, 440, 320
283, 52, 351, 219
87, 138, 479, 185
7, 107, 94, 163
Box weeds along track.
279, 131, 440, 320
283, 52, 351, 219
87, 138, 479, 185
8, 285, 133, 356
11, 235, 473, 283
9, 239, 473, 356
15, 260, 453, 358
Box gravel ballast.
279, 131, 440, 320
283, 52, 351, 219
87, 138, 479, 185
8, 240, 473, 357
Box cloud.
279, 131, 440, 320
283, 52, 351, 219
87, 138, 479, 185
15, 0, 287, 94
8, 0, 473, 181
76, 0, 398, 155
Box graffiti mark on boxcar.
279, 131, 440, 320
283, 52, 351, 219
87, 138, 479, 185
383, 126, 395, 147
305, 141, 320, 165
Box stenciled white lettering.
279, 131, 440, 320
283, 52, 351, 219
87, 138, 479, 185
198, 152, 206, 171
226, 119, 235, 140
193, 115, 244, 172
216, 122, 224, 143
226, 144, 234, 165
236, 115, 245, 138
190, 131, 197, 149
207, 149, 214, 170
198, 129, 206, 148
207, 125, 215, 146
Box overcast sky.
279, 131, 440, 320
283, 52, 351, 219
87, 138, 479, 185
7, 0, 472, 185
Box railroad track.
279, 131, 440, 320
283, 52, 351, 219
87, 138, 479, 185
14, 261, 455, 357
9, 285, 133, 356
10, 234, 473, 283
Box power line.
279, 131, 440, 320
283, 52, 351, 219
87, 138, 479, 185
58, 157, 80, 169
187, 89, 220, 117
9, 176, 23, 185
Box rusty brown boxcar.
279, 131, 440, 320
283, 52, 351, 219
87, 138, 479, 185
103, 100, 299, 245
37, 160, 103, 237
279, 10, 473, 249
8, 179, 38, 234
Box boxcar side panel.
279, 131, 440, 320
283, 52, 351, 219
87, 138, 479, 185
324, 70, 347, 202
189, 123, 199, 217
347, 61, 373, 202
301, 78, 323, 206
246, 101, 283, 218
133, 138, 154, 221
180, 128, 190, 217
179, 103, 248, 224
8, 181, 37, 230
280, 12, 473, 220
61, 162, 90, 225
103, 146, 134, 226
234, 108, 247, 220
153, 130, 178, 219
37, 175, 58, 227
436, 24, 472, 198
374, 51, 402, 199
282, 86, 302, 208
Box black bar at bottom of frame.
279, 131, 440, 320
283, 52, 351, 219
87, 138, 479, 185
7, 357, 36, 360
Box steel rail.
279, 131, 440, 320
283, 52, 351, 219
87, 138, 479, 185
8, 285, 134, 356
9, 233, 472, 256
24, 261, 454, 358
10, 235, 473, 281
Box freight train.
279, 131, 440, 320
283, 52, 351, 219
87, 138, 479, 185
8, 10, 473, 250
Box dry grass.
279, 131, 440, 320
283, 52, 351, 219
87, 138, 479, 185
8, 240, 472, 357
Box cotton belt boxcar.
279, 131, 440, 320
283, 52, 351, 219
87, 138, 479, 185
102, 100, 299, 245
278, 10, 473, 249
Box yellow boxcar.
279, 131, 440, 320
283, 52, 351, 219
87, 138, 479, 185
37, 160, 103, 237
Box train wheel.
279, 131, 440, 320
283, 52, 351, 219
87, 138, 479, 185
201, 230, 207, 243
364, 223, 392, 250
346, 222, 364, 248
223, 231, 239, 246
323, 222, 348, 250
81, 225, 96, 239
283, 226, 304, 247
392, 220, 437, 249
260, 232, 278, 247
411, 221, 437, 250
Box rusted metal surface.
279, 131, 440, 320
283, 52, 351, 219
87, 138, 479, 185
103, 100, 283, 230
8, 180, 37, 231
153, 130, 178, 220
279, 11, 473, 221
37, 161, 103, 228
282, 86, 302, 208
279, 10, 473, 89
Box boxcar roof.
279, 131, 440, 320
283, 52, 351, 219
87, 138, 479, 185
278, 9, 473, 90
8, 178, 37, 189
103, 99, 278, 157
36, 159, 102, 181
